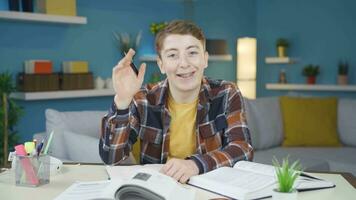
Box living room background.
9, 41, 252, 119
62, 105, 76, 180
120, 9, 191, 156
0, 0, 355, 142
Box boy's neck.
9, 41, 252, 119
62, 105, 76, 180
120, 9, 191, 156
168, 87, 200, 104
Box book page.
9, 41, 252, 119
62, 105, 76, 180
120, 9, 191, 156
189, 166, 276, 199
54, 180, 122, 200
106, 164, 163, 181
233, 161, 276, 177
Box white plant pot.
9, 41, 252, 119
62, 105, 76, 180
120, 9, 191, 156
272, 188, 298, 200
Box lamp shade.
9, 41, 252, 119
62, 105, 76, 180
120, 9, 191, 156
237, 37, 257, 99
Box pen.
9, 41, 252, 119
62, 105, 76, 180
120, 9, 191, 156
43, 131, 54, 155
124, 51, 139, 76
36, 139, 44, 156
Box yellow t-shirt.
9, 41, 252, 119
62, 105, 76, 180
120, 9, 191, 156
167, 93, 197, 160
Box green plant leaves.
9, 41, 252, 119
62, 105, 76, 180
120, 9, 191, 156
272, 156, 302, 193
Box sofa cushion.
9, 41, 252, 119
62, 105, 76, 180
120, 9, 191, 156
244, 97, 283, 150
280, 96, 341, 147
253, 147, 330, 171
254, 147, 356, 176
63, 130, 102, 163
338, 99, 356, 147
45, 109, 107, 159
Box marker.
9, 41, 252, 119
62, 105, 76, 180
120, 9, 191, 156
43, 131, 54, 155
124, 51, 139, 76
36, 139, 44, 156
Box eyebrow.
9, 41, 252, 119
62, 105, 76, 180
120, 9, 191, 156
186, 45, 199, 50
163, 45, 200, 54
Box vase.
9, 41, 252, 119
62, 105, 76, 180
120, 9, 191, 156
307, 76, 316, 84
272, 188, 297, 200
337, 75, 348, 85
277, 46, 287, 58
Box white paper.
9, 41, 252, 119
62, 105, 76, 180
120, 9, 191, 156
54, 180, 122, 200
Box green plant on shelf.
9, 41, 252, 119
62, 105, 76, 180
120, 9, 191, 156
302, 64, 320, 77
276, 38, 289, 48
150, 22, 168, 35
338, 61, 349, 75
113, 30, 142, 55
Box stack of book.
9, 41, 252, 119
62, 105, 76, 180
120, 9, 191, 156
36, 0, 77, 16
18, 60, 59, 92
60, 61, 93, 90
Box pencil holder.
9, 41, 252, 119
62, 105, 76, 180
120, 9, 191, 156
14, 154, 50, 187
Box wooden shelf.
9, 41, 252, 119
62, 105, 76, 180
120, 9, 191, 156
139, 54, 233, 62
266, 83, 356, 92
265, 57, 296, 64
10, 89, 115, 100
0, 11, 87, 24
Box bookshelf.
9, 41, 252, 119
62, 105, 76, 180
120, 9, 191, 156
265, 57, 296, 64
265, 83, 356, 92
0, 11, 87, 24
10, 89, 115, 101
139, 54, 233, 62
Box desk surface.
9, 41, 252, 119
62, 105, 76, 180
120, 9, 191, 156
1, 164, 355, 200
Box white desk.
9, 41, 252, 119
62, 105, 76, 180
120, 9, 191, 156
0, 164, 355, 200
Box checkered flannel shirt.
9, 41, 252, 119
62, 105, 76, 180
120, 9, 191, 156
99, 76, 253, 174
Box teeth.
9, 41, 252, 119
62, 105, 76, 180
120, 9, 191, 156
178, 72, 193, 78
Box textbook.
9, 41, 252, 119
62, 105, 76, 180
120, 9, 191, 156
188, 161, 335, 200
54, 168, 195, 200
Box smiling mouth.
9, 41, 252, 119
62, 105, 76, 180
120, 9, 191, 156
177, 72, 195, 78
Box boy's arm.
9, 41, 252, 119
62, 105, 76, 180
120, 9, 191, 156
99, 101, 140, 165
189, 86, 254, 174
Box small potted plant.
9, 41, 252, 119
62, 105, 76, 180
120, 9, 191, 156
302, 64, 320, 84
113, 30, 142, 56
338, 60, 348, 85
272, 157, 302, 200
150, 22, 168, 35
276, 38, 289, 58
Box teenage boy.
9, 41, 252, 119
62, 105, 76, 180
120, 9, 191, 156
99, 20, 253, 183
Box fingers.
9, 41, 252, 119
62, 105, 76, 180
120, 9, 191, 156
160, 160, 174, 174
138, 63, 146, 82
115, 48, 136, 70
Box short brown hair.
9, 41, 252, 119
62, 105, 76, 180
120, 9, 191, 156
155, 20, 206, 57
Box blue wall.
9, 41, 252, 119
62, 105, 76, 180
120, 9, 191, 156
0, 0, 185, 142
194, 0, 256, 81
257, 0, 356, 98
1, 0, 355, 142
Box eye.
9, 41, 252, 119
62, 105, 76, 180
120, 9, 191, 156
167, 53, 177, 58
189, 51, 198, 56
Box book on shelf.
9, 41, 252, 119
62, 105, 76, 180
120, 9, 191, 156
24, 60, 53, 74
54, 166, 195, 200
62, 61, 89, 73
60, 72, 93, 90
36, 0, 77, 16
188, 161, 335, 200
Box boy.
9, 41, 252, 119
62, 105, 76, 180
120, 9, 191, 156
99, 20, 253, 183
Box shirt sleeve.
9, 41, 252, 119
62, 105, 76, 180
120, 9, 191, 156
189, 85, 254, 174
99, 100, 140, 165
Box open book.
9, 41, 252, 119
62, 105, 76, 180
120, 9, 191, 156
188, 161, 335, 200
54, 167, 195, 200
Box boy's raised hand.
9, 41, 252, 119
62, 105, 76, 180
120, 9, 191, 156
112, 48, 146, 109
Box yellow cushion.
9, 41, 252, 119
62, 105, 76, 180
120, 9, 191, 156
280, 96, 341, 147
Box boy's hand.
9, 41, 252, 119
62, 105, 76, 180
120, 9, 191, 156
160, 158, 199, 183
112, 48, 146, 109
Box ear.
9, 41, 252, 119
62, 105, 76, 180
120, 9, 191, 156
157, 57, 166, 74
203, 51, 209, 69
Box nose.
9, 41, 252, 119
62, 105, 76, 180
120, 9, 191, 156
178, 54, 189, 69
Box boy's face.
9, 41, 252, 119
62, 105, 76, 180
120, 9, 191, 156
157, 34, 208, 95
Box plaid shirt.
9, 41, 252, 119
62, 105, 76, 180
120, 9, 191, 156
99, 76, 253, 174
